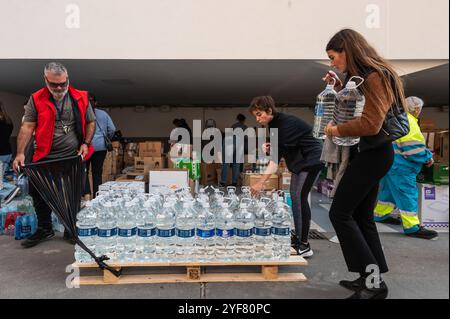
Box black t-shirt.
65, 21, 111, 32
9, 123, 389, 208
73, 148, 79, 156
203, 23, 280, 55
268, 112, 323, 174
0, 120, 13, 155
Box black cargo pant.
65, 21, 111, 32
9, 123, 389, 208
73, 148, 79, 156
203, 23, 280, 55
329, 142, 394, 275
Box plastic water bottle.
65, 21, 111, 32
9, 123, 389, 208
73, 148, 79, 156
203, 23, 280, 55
175, 201, 197, 262
333, 76, 365, 146
195, 202, 215, 262
116, 200, 137, 261
234, 203, 255, 261
313, 79, 338, 139
254, 202, 273, 260
155, 202, 176, 261
96, 201, 118, 262
272, 201, 291, 260
75, 201, 97, 263
215, 202, 235, 262
135, 199, 157, 261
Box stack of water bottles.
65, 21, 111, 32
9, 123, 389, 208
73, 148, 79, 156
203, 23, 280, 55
75, 186, 293, 264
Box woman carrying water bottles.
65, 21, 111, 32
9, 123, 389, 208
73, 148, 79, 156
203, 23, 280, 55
323, 29, 408, 299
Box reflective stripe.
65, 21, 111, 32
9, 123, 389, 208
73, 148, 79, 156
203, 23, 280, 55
399, 210, 420, 232
399, 210, 418, 217
394, 147, 427, 156
394, 140, 425, 148
374, 201, 396, 217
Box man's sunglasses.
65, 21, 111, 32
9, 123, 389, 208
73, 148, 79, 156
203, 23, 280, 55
45, 76, 69, 89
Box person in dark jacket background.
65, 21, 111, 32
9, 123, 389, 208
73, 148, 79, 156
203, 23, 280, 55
0, 102, 13, 174
249, 96, 323, 258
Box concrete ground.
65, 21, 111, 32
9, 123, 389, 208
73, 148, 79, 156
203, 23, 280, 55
0, 231, 447, 299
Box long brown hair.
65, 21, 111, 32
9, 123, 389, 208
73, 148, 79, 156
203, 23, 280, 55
0, 102, 12, 125
326, 29, 406, 108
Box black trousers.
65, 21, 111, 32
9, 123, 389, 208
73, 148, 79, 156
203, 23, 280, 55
329, 142, 394, 274
84, 150, 107, 198
290, 163, 324, 243
29, 181, 53, 230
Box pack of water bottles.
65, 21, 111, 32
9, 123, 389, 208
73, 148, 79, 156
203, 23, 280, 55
312, 74, 365, 146
75, 186, 293, 264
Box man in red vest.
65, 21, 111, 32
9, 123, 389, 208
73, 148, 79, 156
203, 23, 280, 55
13, 62, 96, 248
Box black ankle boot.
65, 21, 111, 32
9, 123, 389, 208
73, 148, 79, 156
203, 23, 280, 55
346, 281, 388, 299
339, 276, 365, 291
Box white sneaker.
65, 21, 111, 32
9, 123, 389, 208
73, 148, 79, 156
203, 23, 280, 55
297, 243, 314, 258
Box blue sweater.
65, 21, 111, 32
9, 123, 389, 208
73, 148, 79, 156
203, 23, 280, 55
92, 109, 116, 152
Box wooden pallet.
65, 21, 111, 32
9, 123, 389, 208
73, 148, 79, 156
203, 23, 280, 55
72, 256, 308, 285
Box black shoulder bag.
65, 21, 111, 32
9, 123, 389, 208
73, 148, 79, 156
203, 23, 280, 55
96, 118, 113, 152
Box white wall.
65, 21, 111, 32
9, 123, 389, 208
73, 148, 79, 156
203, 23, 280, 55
0, 0, 448, 59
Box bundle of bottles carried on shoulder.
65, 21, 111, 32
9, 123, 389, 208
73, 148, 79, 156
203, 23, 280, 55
75, 186, 293, 264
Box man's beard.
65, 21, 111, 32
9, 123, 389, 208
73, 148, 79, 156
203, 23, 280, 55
49, 87, 69, 101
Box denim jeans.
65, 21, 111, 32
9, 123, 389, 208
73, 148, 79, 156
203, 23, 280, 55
221, 162, 241, 185
0, 154, 12, 175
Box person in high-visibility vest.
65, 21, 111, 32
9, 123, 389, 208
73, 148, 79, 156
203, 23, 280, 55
374, 96, 438, 240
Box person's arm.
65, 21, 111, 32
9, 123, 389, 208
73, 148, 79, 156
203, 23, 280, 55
13, 122, 36, 172
107, 114, 116, 139
250, 160, 278, 195
327, 72, 391, 137
78, 103, 96, 157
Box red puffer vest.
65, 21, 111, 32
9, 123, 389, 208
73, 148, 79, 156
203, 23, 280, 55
31, 86, 94, 162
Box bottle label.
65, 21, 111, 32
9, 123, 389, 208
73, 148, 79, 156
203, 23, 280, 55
137, 228, 156, 237
98, 228, 117, 238
236, 228, 253, 237
272, 227, 290, 236
176, 228, 195, 238
21, 225, 32, 234
216, 228, 235, 238
196, 228, 215, 238
314, 103, 324, 116
78, 227, 97, 237
157, 228, 175, 238
254, 227, 271, 237
118, 227, 137, 237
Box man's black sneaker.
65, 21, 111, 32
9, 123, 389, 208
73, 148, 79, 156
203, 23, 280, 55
406, 226, 439, 240
294, 242, 314, 258
21, 228, 55, 248
376, 216, 401, 225
339, 276, 365, 291
347, 281, 388, 299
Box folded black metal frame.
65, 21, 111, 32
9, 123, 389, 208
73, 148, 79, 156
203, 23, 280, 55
21, 155, 121, 277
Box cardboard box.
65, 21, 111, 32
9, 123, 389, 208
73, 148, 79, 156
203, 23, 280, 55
419, 119, 436, 131
418, 183, 449, 229
201, 163, 219, 185
279, 172, 292, 190
443, 132, 449, 164
148, 169, 189, 192
242, 173, 279, 190
134, 156, 167, 173
126, 170, 149, 183
139, 141, 164, 157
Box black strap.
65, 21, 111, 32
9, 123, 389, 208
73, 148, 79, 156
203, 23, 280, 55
50, 94, 68, 122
